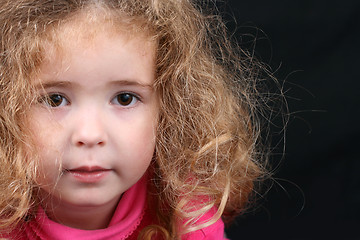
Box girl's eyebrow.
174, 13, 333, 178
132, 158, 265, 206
36, 81, 72, 89
109, 80, 154, 90
37, 79, 154, 90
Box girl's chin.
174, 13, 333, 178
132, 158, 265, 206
39, 189, 122, 211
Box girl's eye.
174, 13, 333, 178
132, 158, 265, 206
112, 93, 139, 107
40, 94, 69, 108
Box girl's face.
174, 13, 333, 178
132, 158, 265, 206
29, 24, 158, 227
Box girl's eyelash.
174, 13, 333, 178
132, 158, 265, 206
38, 93, 69, 108
111, 92, 141, 107
37, 92, 141, 108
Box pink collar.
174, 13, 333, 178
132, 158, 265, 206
17, 174, 147, 240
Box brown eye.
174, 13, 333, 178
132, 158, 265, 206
41, 94, 68, 107
112, 93, 138, 106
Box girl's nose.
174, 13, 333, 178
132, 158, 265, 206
71, 110, 107, 147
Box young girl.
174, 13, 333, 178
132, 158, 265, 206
0, 0, 270, 239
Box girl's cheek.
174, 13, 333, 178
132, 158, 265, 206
34, 149, 62, 190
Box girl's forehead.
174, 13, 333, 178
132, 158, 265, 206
49, 12, 152, 47
36, 16, 156, 85
41, 13, 156, 62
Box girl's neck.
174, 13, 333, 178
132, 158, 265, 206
40, 191, 121, 230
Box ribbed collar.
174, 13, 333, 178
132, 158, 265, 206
16, 174, 147, 240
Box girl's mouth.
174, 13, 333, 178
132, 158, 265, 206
67, 166, 111, 183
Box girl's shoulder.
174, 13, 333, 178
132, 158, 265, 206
0, 229, 27, 240
182, 207, 228, 240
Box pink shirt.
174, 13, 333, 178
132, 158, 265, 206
3, 175, 226, 239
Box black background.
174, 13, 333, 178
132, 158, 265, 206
220, 0, 360, 239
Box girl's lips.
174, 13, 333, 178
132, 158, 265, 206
67, 166, 111, 183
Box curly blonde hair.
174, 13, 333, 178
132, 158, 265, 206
0, 0, 272, 238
